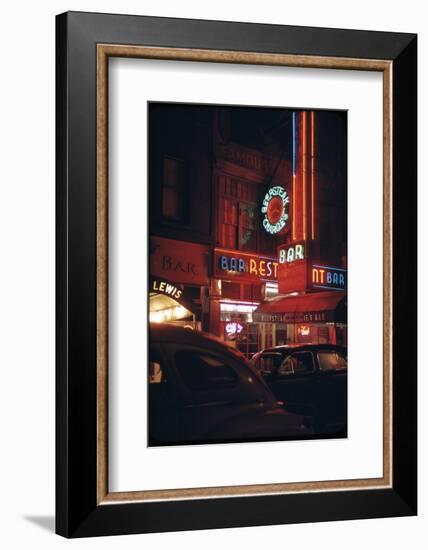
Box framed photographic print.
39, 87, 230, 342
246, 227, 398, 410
56, 11, 417, 537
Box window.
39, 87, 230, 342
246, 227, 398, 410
256, 353, 283, 375
162, 156, 186, 221
277, 356, 295, 376
221, 198, 238, 248
221, 281, 241, 301
239, 203, 257, 251
278, 352, 315, 376
242, 284, 262, 302
218, 177, 258, 251
149, 350, 166, 384
317, 351, 347, 371
175, 350, 238, 391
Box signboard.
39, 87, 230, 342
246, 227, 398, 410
213, 249, 278, 282
279, 256, 347, 294
150, 236, 209, 286
278, 258, 308, 294
310, 264, 347, 291
149, 277, 197, 321
278, 242, 305, 264
261, 186, 290, 235
150, 278, 183, 301
253, 310, 333, 324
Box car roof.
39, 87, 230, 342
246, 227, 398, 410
257, 343, 346, 354
149, 323, 247, 361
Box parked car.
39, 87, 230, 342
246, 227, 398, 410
251, 344, 347, 436
149, 324, 311, 445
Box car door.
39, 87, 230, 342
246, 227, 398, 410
315, 349, 347, 431
167, 345, 270, 443
270, 351, 317, 417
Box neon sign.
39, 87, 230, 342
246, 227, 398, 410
297, 325, 311, 337
219, 255, 278, 280
311, 265, 346, 290
279, 243, 305, 263
214, 249, 279, 282
151, 279, 183, 300
225, 322, 244, 336
261, 186, 290, 235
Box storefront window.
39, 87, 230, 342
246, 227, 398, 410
220, 302, 257, 322
317, 326, 329, 344
296, 325, 312, 343
265, 282, 278, 300
235, 323, 259, 358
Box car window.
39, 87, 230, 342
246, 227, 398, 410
317, 351, 347, 371
149, 349, 167, 384
174, 350, 239, 391
277, 355, 295, 376
278, 352, 314, 376
255, 353, 283, 375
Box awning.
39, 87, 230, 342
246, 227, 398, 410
149, 277, 196, 323
253, 291, 346, 324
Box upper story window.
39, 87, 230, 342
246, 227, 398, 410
239, 203, 257, 251
221, 198, 238, 249
162, 156, 187, 222
218, 175, 258, 251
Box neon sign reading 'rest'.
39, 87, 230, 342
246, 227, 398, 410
261, 186, 290, 235
311, 265, 346, 290
219, 255, 279, 279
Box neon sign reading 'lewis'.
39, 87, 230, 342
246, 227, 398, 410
311, 265, 347, 290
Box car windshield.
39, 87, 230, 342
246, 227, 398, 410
317, 351, 347, 371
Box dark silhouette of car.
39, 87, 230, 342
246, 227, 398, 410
251, 344, 347, 436
149, 324, 311, 446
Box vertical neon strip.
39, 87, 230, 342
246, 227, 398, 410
292, 112, 296, 175
302, 111, 307, 241
311, 111, 315, 240
292, 111, 296, 240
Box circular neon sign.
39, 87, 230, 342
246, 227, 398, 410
261, 185, 290, 235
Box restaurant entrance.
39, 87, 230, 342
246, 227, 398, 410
253, 291, 347, 347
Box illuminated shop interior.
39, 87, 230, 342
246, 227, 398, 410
149, 292, 195, 327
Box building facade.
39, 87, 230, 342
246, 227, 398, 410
149, 103, 347, 357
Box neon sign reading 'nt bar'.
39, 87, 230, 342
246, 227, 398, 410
311, 265, 347, 290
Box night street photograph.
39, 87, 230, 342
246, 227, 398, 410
148, 102, 347, 446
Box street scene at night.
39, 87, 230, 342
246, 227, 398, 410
148, 103, 347, 446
